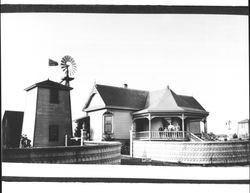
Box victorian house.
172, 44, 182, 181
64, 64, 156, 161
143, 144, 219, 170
75, 84, 209, 143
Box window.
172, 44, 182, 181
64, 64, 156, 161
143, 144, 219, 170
49, 125, 59, 141
103, 114, 113, 134
50, 88, 59, 104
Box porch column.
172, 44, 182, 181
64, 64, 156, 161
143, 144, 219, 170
148, 114, 151, 140
130, 120, 136, 157
203, 118, 207, 133
181, 114, 185, 138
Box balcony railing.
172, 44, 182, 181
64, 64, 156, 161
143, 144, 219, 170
133, 131, 189, 141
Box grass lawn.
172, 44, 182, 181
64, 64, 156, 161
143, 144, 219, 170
120, 155, 250, 167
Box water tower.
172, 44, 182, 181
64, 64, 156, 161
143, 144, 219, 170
21, 56, 76, 147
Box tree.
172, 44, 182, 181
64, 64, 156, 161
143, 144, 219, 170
233, 133, 238, 139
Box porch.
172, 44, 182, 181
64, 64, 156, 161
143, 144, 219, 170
131, 108, 210, 143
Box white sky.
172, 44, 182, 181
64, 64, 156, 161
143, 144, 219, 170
1, 10, 249, 134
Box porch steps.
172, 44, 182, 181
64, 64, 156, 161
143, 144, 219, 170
201, 132, 216, 141
189, 133, 204, 142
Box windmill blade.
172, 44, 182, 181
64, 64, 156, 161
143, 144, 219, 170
60, 55, 77, 80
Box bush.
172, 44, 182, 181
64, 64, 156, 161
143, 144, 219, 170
20, 134, 31, 148
233, 133, 238, 139
121, 140, 130, 155
102, 133, 115, 141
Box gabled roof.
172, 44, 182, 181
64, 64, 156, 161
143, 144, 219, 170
84, 84, 148, 111
171, 91, 206, 111
25, 79, 72, 91
144, 88, 183, 111
83, 84, 208, 115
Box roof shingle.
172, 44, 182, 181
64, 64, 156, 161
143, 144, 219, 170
95, 84, 148, 110
83, 84, 208, 114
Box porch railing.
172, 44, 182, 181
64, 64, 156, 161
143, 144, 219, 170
134, 131, 189, 141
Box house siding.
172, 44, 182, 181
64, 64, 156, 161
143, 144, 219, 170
34, 88, 72, 147
238, 122, 249, 139
111, 110, 133, 140
87, 109, 134, 141
88, 109, 106, 141
187, 120, 201, 134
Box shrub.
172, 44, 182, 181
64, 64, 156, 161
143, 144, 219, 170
20, 134, 31, 148
102, 133, 114, 141
121, 140, 130, 155
233, 133, 238, 139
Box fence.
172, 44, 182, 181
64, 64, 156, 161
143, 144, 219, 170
3, 141, 121, 164
132, 140, 250, 165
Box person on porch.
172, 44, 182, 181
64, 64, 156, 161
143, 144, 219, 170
158, 127, 163, 138
168, 121, 174, 131
175, 123, 181, 131
168, 121, 174, 138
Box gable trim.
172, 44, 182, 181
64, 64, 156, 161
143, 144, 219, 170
83, 85, 105, 110
84, 105, 140, 113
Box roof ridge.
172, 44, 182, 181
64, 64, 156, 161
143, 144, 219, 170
177, 94, 193, 98
5, 110, 24, 113
95, 84, 149, 93
25, 79, 72, 91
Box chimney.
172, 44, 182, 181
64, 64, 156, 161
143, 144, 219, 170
167, 85, 170, 89
123, 83, 128, 88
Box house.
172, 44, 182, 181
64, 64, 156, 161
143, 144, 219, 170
2, 110, 24, 148
77, 83, 209, 143
237, 119, 249, 139
216, 134, 228, 141
21, 79, 73, 147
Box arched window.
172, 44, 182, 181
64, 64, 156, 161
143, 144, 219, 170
103, 112, 113, 134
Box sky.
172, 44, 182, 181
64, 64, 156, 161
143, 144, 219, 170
1, 8, 249, 134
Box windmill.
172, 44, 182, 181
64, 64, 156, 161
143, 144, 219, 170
60, 55, 77, 87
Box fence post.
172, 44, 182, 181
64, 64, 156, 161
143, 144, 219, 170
130, 129, 133, 157
65, 135, 68, 147
81, 129, 84, 146
148, 114, 151, 140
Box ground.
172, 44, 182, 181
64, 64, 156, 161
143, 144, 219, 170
120, 155, 250, 166
121, 155, 193, 166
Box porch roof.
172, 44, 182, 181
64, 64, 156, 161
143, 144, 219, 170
133, 86, 209, 116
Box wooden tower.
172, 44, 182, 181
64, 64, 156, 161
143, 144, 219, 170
21, 79, 73, 147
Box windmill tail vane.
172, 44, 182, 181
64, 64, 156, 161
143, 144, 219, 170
49, 59, 59, 66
